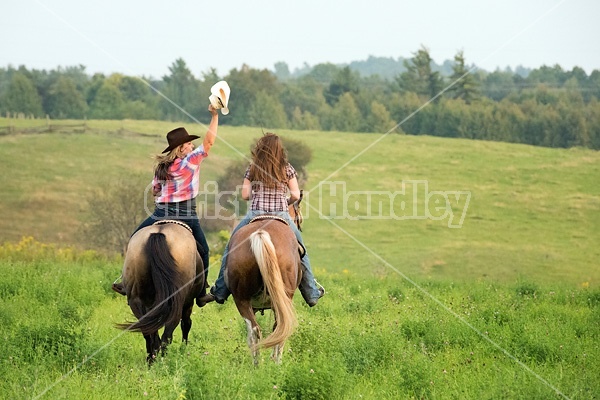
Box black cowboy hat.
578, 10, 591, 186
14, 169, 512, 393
162, 127, 200, 154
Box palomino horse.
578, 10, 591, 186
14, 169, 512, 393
225, 193, 304, 364
117, 221, 204, 363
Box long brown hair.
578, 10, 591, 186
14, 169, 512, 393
248, 133, 288, 187
154, 145, 187, 181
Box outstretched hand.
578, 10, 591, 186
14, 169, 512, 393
208, 104, 218, 116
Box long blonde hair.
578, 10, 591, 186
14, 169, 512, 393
154, 145, 186, 181
248, 133, 288, 187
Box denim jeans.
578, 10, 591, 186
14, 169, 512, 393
212, 210, 321, 303
133, 205, 210, 279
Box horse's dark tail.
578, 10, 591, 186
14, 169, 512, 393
118, 232, 183, 335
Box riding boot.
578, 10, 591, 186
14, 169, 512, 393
298, 254, 324, 306
112, 281, 126, 296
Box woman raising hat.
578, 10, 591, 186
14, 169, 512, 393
112, 104, 219, 295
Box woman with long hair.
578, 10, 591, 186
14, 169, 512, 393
200, 132, 324, 307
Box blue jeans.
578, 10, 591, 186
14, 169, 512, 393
133, 204, 210, 281
212, 210, 321, 303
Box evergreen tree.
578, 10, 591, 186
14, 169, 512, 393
161, 58, 202, 121
396, 45, 444, 100
449, 50, 479, 104
325, 66, 359, 105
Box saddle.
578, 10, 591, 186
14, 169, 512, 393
249, 215, 306, 258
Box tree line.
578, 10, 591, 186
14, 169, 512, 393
1, 45, 599, 149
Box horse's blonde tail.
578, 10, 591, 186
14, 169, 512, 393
250, 229, 297, 350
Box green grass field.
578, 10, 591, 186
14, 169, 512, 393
1, 117, 597, 285
0, 118, 599, 399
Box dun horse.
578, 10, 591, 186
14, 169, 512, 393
225, 193, 305, 364
116, 221, 204, 363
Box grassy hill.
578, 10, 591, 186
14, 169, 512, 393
1, 118, 599, 399
1, 117, 598, 287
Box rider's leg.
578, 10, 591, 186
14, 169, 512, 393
186, 217, 210, 284
278, 212, 324, 306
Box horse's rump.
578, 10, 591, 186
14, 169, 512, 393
226, 220, 300, 301
119, 223, 201, 334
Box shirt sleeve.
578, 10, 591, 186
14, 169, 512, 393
286, 163, 297, 181
183, 144, 208, 167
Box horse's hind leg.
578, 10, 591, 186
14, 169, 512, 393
270, 321, 285, 364
271, 344, 284, 364
181, 303, 193, 344
144, 332, 160, 364
244, 317, 262, 365
129, 299, 159, 363
236, 300, 261, 365
160, 322, 178, 356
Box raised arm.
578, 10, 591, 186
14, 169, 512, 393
203, 104, 219, 153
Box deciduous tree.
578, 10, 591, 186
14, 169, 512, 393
1, 72, 43, 117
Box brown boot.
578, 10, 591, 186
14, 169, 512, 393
112, 282, 126, 296
196, 293, 215, 307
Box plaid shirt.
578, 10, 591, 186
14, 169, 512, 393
246, 163, 297, 212
153, 144, 208, 203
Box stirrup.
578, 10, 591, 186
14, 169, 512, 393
314, 279, 325, 294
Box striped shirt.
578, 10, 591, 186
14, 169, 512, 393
153, 144, 208, 203
246, 163, 297, 212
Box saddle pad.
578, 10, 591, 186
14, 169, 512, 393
249, 214, 289, 225
248, 215, 306, 258
153, 219, 193, 234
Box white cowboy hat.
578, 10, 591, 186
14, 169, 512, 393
209, 80, 230, 115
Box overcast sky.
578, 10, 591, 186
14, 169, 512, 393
2, 0, 598, 79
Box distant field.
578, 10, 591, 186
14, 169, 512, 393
1, 117, 598, 287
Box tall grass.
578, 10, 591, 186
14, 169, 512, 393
0, 238, 598, 399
